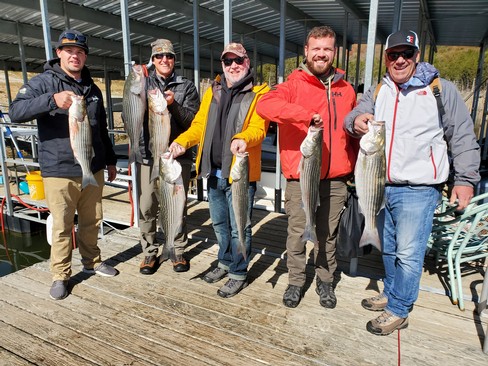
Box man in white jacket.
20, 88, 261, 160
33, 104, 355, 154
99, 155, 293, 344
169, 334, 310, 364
344, 30, 480, 335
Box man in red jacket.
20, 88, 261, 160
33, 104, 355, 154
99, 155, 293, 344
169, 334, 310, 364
256, 26, 358, 309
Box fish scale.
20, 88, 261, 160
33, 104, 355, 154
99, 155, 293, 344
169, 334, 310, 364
148, 88, 171, 182
231, 152, 250, 259
354, 120, 386, 251
68, 95, 97, 188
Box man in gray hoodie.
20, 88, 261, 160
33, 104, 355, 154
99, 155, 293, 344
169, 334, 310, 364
344, 30, 480, 335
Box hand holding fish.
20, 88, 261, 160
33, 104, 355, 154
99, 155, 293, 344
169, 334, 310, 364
168, 141, 186, 158
230, 138, 247, 155
163, 90, 175, 106
310, 113, 323, 128
352, 113, 374, 135
53, 90, 77, 109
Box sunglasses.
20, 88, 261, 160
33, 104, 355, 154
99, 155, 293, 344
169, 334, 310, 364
154, 53, 175, 60
222, 56, 246, 66
61, 33, 87, 43
386, 49, 416, 62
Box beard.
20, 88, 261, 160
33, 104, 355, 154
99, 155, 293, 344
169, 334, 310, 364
305, 56, 333, 78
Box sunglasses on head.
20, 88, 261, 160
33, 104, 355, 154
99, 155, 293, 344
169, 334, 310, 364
154, 53, 175, 60
222, 56, 246, 66
62, 33, 87, 43
386, 49, 416, 62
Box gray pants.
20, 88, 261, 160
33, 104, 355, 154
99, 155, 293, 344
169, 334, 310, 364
136, 161, 191, 257
284, 178, 347, 286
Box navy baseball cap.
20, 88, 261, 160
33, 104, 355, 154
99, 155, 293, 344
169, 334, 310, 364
57, 29, 89, 54
385, 30, 419, 50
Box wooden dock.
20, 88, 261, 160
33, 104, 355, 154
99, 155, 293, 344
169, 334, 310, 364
0, 199, 487, 365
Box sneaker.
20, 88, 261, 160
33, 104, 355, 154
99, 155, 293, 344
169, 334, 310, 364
49, 280, 68, 300
83, 262, 119, 277
217, 278, 248, 298
366, 311, 409, 336
361, 292, 388, 311
283, 285, 303, 308
140, 255, 158, 275
316, 277, 337, 309
203, 267, 228, 283
173, 255, 190, 273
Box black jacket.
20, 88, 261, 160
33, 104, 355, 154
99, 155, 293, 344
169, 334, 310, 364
141, 68, 200, 163
9, 58, 116, 178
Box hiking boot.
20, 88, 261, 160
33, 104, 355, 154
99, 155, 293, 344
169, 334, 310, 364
140, 255, 158, 275
217, 278, 248, 298
282, 285, 303, 308
361, 292, 388, 311
49, 280, 68, 300
203, 267, 228, 283
366, 311, 409, 336
316, 277, 337, 309
83, 262, 119, 277
172, 255, 190, 273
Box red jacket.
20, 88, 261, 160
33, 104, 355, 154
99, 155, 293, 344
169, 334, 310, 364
256, 67, 358, 180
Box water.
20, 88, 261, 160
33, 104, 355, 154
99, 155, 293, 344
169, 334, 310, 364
0, 229, 51, 277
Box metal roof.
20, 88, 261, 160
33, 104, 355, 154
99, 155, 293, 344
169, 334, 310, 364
0, 0, 486, 77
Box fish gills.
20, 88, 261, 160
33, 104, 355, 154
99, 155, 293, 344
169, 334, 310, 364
231, 152, 250, 260
354, 120, 386, 251
123, 64, 146, 165
299, 126, 323, 244
158, 152, 185, 262
148, 88, 170, 182
68, 95, 97, 188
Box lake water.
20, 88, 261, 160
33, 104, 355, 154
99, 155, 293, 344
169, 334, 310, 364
0, 229, 50, 277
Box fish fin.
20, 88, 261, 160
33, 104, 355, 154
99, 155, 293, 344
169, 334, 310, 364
359, 229, 381, 251
82, 173, 98, 189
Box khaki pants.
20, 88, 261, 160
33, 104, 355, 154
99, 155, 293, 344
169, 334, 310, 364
137, 161, 191, 257
44, 170, 105, 281
284, 178, 347, 286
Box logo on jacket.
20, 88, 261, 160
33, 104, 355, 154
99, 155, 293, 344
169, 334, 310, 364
417, 90, 427, 95
87, 96, 99, 103
332, 92, 342, 97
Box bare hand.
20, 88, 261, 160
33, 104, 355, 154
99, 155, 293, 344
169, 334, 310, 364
311, 114, 323, 128
107, 165, 117, 182
169, 142, 186, 157
163, 90, 175, 106
353, 113, 374, 135
53, 91, 76, 109
450, 185, 474, 211
230, 139, 247, 155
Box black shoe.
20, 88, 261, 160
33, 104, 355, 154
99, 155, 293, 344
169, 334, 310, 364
316, 277, 337, 309
173, 255, 190, 272
140, 255, 157, 275
283, 285, 303, 308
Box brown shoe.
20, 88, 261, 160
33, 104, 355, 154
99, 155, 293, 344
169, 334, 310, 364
172, 255, 190, 272
140, 255, 157, 275
366, 311, 408, 336
361, 292, 388, 311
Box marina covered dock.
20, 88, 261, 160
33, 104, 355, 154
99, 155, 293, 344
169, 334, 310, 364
0, 198, 487, 365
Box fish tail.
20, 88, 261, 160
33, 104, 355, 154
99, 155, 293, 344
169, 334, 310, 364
301, 225, 318, 244
150, 159, 160, 182
237, 243, 248, 260
82, 172, 98, 189
128, 149, 140, 165
359, 229, 381, 251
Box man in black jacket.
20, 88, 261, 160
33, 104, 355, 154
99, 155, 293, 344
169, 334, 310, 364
136, 39, 200, 275
9, 29, 118, 300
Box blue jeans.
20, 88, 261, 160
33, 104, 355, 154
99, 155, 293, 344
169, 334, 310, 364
207, 176, 256, 280
381, 185, 440, 318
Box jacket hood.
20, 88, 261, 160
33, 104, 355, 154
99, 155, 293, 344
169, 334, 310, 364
385, 61, 440, 90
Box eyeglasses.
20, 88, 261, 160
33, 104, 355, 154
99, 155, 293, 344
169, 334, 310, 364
386, 49, 416, 62
222, 56, 246, 66
154, 53, 175, 60
61, 33, 87, 43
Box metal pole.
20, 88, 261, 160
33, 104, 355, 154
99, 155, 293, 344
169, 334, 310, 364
193, 0, 200, 93
16, 24, 28, 85
39, 0, 53, 61
354, 25, 362, 92
3, 62, 12, 106
224, 0, 232, 45
364, 0, 379, 90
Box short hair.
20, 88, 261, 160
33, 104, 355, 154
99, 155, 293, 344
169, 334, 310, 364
305, 26, 336, 46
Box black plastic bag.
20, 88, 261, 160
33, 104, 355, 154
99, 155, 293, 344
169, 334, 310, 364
336, 189, 369, 258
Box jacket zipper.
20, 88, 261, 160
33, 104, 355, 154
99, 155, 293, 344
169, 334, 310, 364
430, 146, 437, 179
387, 86, 400, 183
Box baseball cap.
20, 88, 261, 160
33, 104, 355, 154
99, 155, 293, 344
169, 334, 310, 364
221, 43, 247, 59
385, 30, 419, 50
151, 39, 176, 59
57, 29, 89, 54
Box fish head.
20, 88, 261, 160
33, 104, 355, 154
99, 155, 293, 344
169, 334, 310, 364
126, 64, 145, 95
68, 94, 86, 120
148, 88, 168, 114
230, 152, 249, 181
300, 125, 323, 157
360, 120, 385, 154
159, 152, 182, 183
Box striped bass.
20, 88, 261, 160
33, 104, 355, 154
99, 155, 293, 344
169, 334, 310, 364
123, 64, 146, 165
68, 95, 97, 188
299, 125, 323, 244
354, 120, 386, 251
231, 152, 250, 260
158, 152, 185, 262
148, 88, 171, 182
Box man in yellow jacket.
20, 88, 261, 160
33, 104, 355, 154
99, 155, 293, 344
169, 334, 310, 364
170, 42, 269, 298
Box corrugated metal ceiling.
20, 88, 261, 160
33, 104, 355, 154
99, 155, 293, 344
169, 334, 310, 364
0, 0, 486, 77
